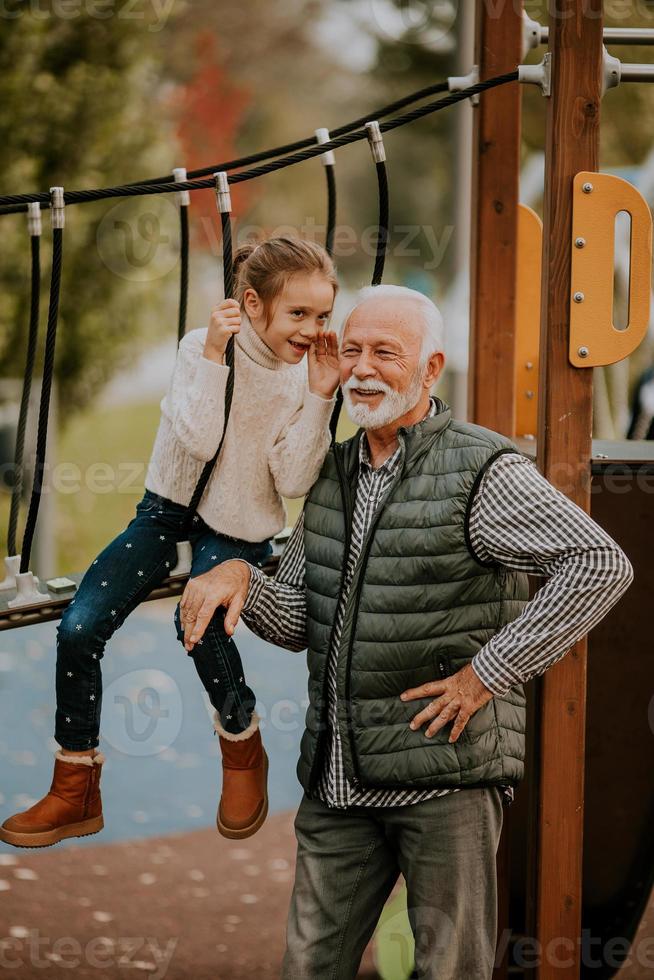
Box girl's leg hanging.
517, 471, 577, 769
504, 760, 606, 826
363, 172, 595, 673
55, 492, 185, 751
175, 523, 272, 736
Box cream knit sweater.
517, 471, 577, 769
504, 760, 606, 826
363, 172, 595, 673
144, 316, 335, 542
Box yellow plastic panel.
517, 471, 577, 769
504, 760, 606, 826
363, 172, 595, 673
515, 204, 542, 439
570, 171, 652, 368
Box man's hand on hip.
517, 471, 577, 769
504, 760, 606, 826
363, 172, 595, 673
400, 663, 493, 743
179, 560, 251, 650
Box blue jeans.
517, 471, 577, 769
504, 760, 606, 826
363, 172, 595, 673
55, 489, 272, 751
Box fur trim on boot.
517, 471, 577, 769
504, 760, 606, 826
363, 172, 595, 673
212, 710, 260, 742
54, 750, 105, 766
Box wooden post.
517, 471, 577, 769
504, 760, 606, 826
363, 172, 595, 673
535, 3, 604, 977
468, 5, 524, 977
468, 0, 523, 434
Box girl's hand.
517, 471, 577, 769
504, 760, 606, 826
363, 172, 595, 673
307, 330, 340, 399
204, 299, 241, 363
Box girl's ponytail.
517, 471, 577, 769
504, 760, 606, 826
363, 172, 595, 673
232, 241, 259, 293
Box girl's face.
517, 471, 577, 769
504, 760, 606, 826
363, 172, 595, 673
243, 271, 335, 364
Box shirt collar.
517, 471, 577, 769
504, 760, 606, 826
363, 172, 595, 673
359, 396, 438, 473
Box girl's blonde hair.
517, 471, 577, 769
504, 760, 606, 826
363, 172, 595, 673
233, 237, 338, 326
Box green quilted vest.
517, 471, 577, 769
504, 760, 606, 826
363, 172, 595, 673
297, 399, 530, 795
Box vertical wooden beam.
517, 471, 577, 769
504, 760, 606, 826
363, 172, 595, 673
468, 0, 523, 434
535, 3, 603, 978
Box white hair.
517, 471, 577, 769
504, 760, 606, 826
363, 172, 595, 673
340, 284, 445, 364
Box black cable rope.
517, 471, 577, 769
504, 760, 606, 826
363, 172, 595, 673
178, 202, 189, 343
0, 81, 451, 219
329, 128, 390, 443
7, 232, 41, 557
7, 71, 517, 569
324, 163, 336, 258
371, 160, 389, 288
19, 222, 63, 573
140, 80, 450, 186
0, 74, 517, 213
181, 201, 235, 533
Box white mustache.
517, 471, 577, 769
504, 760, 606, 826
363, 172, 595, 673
343, 377, 392, 396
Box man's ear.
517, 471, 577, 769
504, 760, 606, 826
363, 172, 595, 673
424, 351, 445, 389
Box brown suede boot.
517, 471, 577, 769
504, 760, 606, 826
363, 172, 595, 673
0, 749, 105, 849
213, 711, 268, 840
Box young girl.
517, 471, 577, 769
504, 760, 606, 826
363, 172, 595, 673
0, 237, 340, 847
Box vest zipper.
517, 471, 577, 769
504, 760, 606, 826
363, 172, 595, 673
306, 446, 354, 792
341, 443, 407, 787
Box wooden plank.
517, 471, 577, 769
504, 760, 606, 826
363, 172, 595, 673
468, 0, 523, 435
535, 3, 604, 977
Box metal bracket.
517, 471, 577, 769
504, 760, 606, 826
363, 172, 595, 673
518, 53, 551, 97
515, 204, 543, 440
448, 65, 480, 105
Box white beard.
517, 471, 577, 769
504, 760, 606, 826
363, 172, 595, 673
342, 369, 426, 429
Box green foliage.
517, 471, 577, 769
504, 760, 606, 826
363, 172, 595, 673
0, 5, 178, 416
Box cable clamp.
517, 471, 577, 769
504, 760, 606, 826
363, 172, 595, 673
365, 121, 386, 164
214, 172, 232, 214
518, 53, 551, 96
0, 555, 22, 592
50, 186, 65, 229
522, 11, 544, 58
173, 167, 190, 207
315, 128, 335, 167
448, 65, 480, 105
27, 202, 42, 237
602, 47, 622, 96
7, 570, 46, 609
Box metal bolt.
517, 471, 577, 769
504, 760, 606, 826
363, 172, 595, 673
575, 237, 586, 248
573, 291, 585, 303
526, 390, 534, 399
582, 182, 593, 194
578, 346, 590, 358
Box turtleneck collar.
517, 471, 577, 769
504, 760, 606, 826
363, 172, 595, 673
236, 312, 286, 371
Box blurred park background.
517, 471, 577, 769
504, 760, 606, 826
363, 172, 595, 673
2, 2, 654, 977
2, 0, 654, 571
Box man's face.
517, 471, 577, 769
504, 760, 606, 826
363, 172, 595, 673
339, 297, 437, 428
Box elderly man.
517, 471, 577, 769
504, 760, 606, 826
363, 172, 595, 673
180, 284, 633, 980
